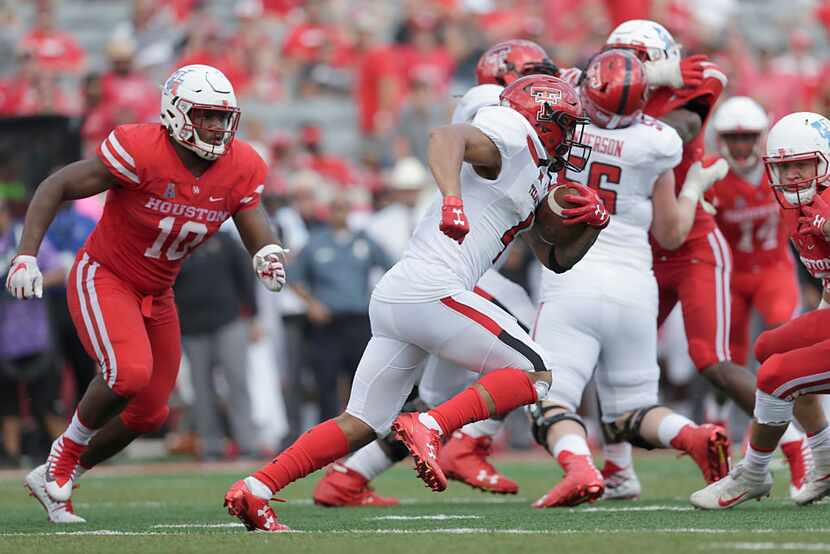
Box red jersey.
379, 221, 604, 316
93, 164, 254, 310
646, 62, 727, 258
785, 187, 830, 293
87, 124, 266, 294
708, 163, 792, 273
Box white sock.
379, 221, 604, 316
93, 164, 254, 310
551, 434, 591, 459
63, 410, 97, 446
744, 445, 774, 477
343, 441, 395, 481
603, 442, 632, 468
460, 418, 502, 438
244, 476, 273, 500
779, 423, 804, 446
657, 413, 693, 449
419, 413, 444, 436
807, 425, 830, 450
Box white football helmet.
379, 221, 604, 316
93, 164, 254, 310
712, 96, 769, 171
764, 111, 830, 207
605, 19, 681, 62
160, 64, 240, 161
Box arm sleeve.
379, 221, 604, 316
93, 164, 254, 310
471, 106, 532, 161
96, 126, 142, 189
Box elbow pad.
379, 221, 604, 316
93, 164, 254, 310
547, 245, 570, 274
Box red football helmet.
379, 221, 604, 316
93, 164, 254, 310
500, 75, 590, 172
476, 40, 559, 86
580, 49, 648, 129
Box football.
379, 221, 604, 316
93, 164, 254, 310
533, 185, 586, 244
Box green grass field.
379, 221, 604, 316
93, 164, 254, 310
1, 452, 828, 554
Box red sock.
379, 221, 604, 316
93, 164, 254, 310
428, 386, 490, 435
428, 368, 537, 435
252, 419, 349, 493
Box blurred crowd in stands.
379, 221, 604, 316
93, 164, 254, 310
1, 0, 830, 466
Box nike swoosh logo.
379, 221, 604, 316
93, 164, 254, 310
808, 244, 816, 250
718, 492, 747, 507
209, 196, 223, 202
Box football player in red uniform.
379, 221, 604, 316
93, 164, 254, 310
5, 64, 288, 522
691, 112, 830, 509
707, 97, 808, 496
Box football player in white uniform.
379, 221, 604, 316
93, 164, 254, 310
529, 50, 731, 508
311, 40, 559, 505
225, 75, 609, 531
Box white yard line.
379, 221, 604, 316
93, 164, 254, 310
368, 515, 482, 521
152, 523, 245, 528
6, 528, 830, 537
576, 506, 695, 512
712, 543, 830, 551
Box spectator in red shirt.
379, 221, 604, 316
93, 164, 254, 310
281, 0, 352, 78
297, 123, 358, 188
176, 26, 250, 94
353, 18, 403, 136
400, 16, 455, 97
18, 0, 85, 74
0, 48, 72, 116
99, 36, 159, 124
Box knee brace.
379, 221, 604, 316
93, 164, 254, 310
529, 403, 586, 451
120, 405, 169, 434
601, 405, 663, 450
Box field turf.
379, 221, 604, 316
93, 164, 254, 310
1, 451, 827, 554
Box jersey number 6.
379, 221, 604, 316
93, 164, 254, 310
144, 217, 208, 261
583, 161, 621, 215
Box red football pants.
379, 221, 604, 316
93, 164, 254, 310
755, 308, 830, 400
730, 260, 800, 366
67, 251, 181, 433
656, 229, 732, 370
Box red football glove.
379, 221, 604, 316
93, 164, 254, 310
798, 193, 830, 239
561, 183, 610, 229
439, 195, 470, 244
679, 54, 709, 88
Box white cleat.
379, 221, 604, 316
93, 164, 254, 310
792, 447, 830, 506
689, 461, 773, 510
25, 464, 86, 523
44, 435, 85, 502
601, 463, 641, 500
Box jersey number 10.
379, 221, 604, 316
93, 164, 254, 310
144, 217, 208, 261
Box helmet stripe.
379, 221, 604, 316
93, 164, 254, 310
616, 54, 632, 115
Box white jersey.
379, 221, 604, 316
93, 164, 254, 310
374, 106, 554, 303
539, 114, 682, 302
452, 84, 503, 124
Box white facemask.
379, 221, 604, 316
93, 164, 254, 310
782, 183, 817, 206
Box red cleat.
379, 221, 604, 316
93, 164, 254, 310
391, 413, 447, 492
224, 480, 290, 532
781, 438, 808, 497
671, 423, 730, 484
532, 453, 604, 508
438, 431, 518, 494
313, 464, 400, 507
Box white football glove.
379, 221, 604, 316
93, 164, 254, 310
5, 255, 43, 299
644, 58, 684, 89
253, 244, 289, 292
679, 159, 729, 204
